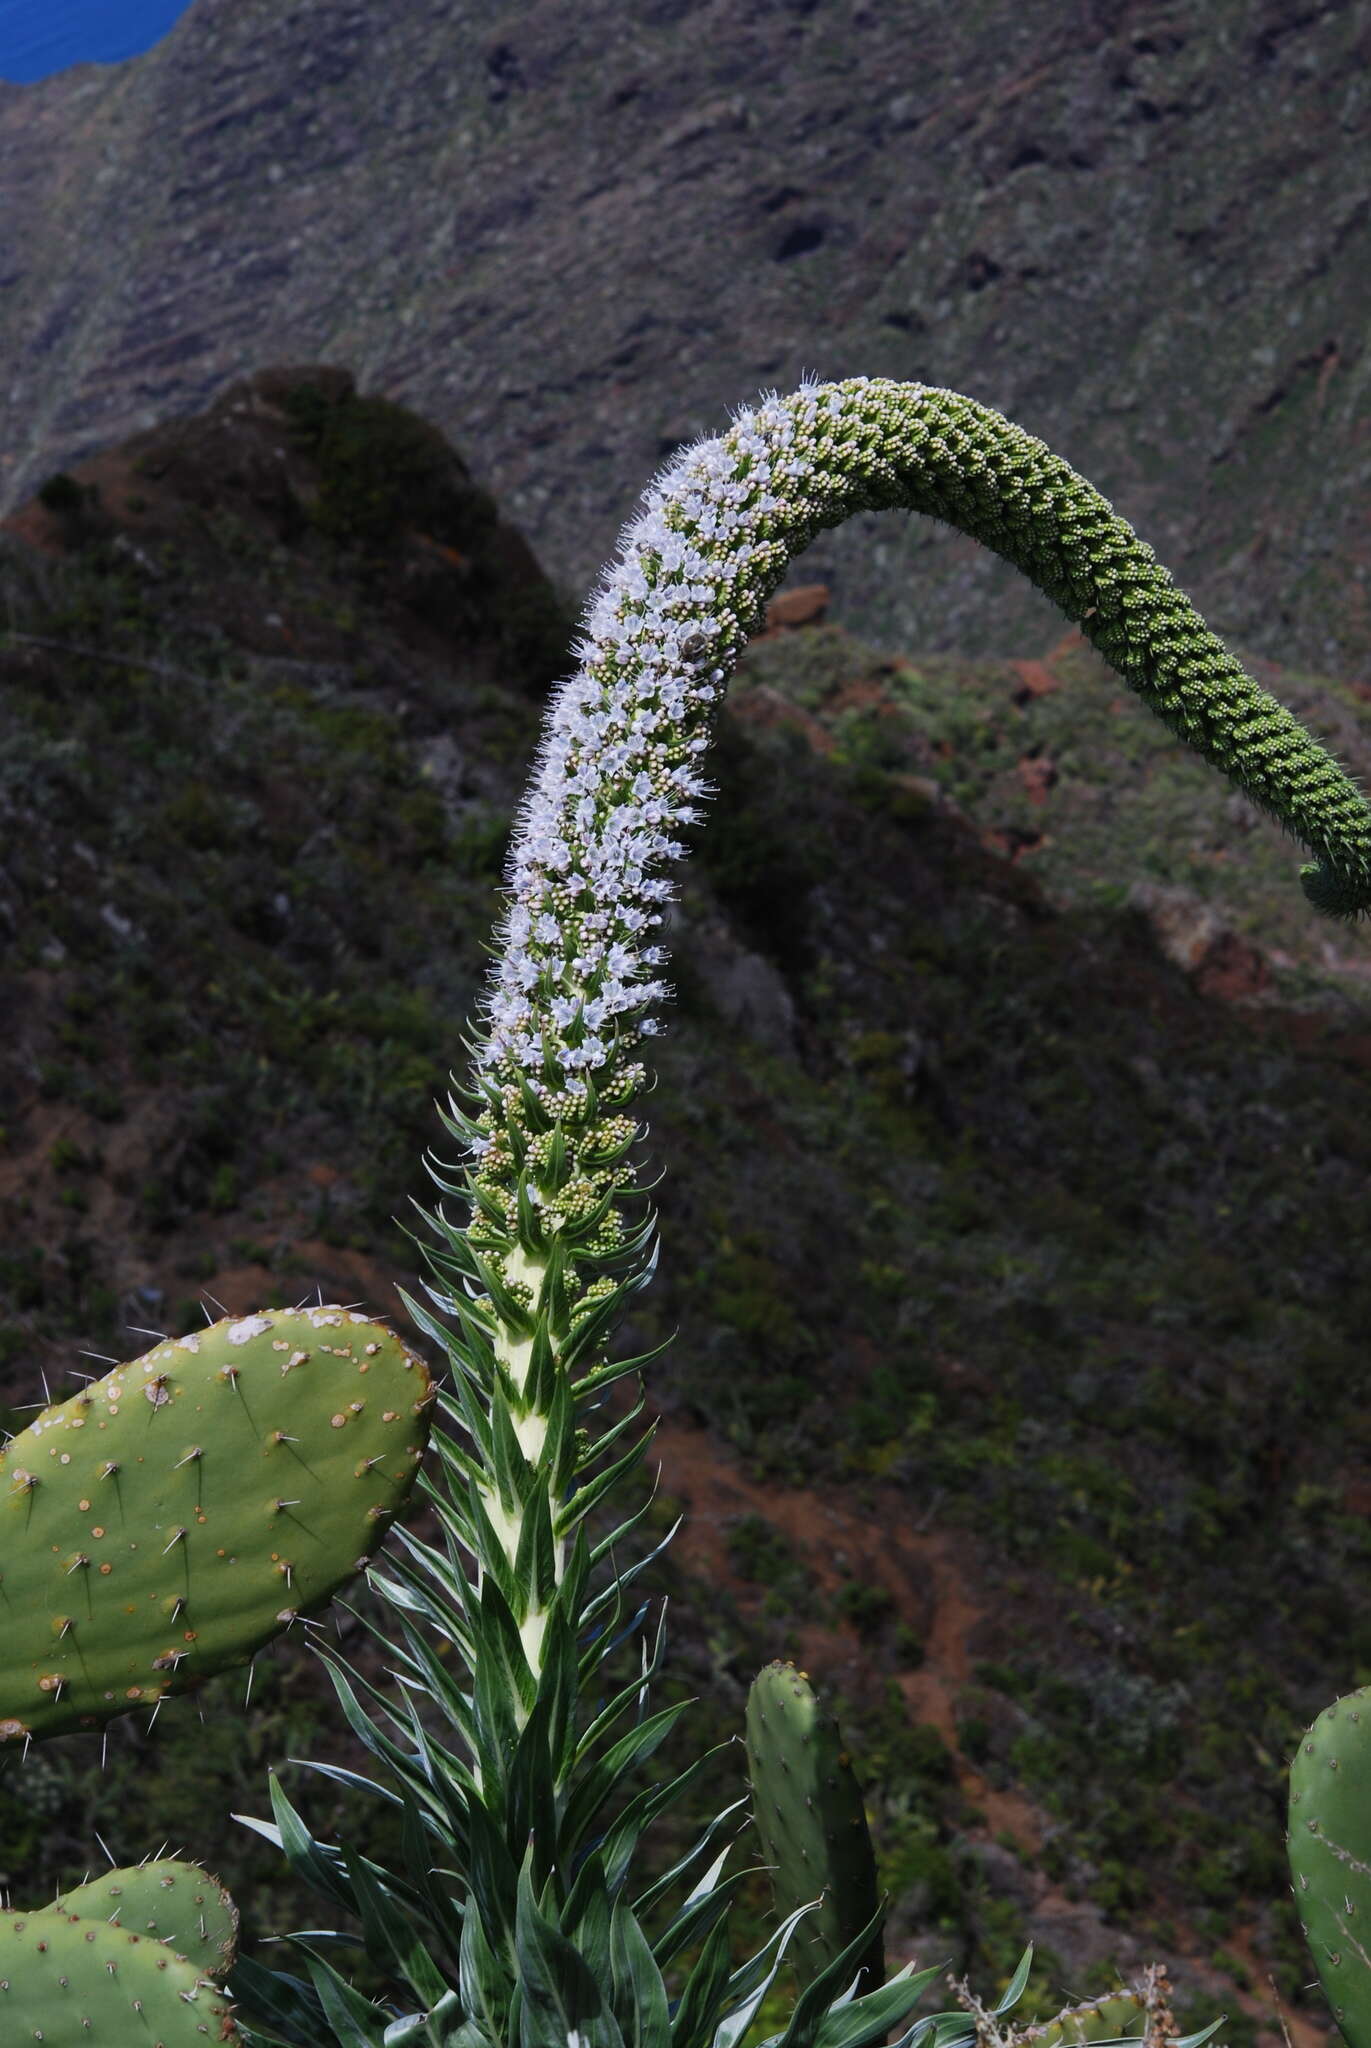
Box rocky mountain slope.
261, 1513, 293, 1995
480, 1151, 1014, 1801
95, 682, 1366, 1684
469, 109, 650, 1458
0, 0, 1367, 688
0, 368, 1368, 2047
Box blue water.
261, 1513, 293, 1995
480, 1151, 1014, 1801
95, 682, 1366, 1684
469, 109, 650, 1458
0, 0, 193, 83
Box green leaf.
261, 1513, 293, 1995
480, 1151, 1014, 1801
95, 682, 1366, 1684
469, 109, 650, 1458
289, 1937, 395, 2048
379, 1595, 486, 1749
513, 1478, 560, 1612
578, 1520, 682, 1688
555, 1420, 659, 1542
771, 1902, 892, 2048
633, 1801, 750, 1927
649, 1856, 754, 1976
568, 1863, 615, 2001
468, 1243, 538, 1337
341, 1843, 453, 2008
583, 1485, 671, 1586
440, 2022, 498, 2048
561, 1843, 614, 1949
463, 1787, 523, 1957
313, 1648, 474, 1829
670, 1915, 734, 2048
514, 1859, 624, 2048
610, 1898, 671, 2048
893, 2020, 974, 2048
286, 1752, 406, 1811
222, 1950, 330, 2048
575, 1600, 669, 1769
406, 1469, 488, 1607
460, 1869, 514, 2037
423, 1413, 495, 1493
367, 1531, 471, 1638
476, 1567, 539, 1733
516, 1070, 553, 1132
543, 1365, 577, 1498
543, 1122, 567, 1188
601, 1740, 737, 1894
573, 1380, 649, 1470
559, 1284, 637, 1377
461, 1465, 526, 1617
443, 1354, 501, 1473
543, 1547, 588, 1773
807, 1965, 949, 2048
397, 1783, 470, 1962
560, 1699, 698, 1869
569, 1332, 673, 1402
264, 1767, 362, 1918
382, 2017, 430, 2047
489, 1381, 535, 1521
536, 1230, 569, 1314
993, 1949, 1034, 2017
506, 1683, 560, 1894
516, 1170, 547, 1251
707, 1902, 823, 2048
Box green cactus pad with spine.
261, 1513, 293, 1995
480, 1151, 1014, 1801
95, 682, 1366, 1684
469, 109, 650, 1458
36, 1859, 239, 1976
0, 1307, 435, 1743
744, 1658, 884, 1995
1288, 1686, 1371, 2048
0, 1907, 241, 2041
1018, 1992, 1147, 2046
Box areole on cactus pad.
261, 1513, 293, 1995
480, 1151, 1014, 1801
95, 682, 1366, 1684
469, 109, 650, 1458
0, 1307, 435, 1742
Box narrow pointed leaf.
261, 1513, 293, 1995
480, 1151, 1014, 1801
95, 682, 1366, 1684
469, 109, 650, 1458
289, 1937, 394, 2048
514, 1861, 624, 2048
341, 1842, 452, 2007
809, 1964, 950, 2048
610, 1897, 672, 2048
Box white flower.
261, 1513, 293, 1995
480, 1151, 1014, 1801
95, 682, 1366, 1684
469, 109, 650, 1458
474, 375, 934, 1122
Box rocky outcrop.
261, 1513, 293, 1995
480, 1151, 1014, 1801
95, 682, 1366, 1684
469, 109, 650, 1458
1, 361, 571, 683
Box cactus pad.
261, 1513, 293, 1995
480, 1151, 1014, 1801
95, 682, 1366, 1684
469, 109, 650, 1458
37, 1859, 239, 1976
0, 1307, 435, 1743
1289, 1686, 1371, 2048
744, 1659, 884, 1995
0, 1906, 241, 2041
1018, 1992, 1147, 2046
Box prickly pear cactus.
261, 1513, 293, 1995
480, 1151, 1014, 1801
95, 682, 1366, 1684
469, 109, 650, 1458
744, 1659, 884, 1995
0, 1307, 435, 1743
0, 1907, 241, 2041
36, 1858, 239, 1976
951, 1962, 1181, 2048
1288, 1686, 1371, 2048
1018, 1992, 1147, 2046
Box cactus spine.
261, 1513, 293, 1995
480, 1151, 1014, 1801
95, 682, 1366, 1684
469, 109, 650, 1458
744, 1659, 885, 1996
0, 1307, 434, 1742
1288, 1686, 1371, 2048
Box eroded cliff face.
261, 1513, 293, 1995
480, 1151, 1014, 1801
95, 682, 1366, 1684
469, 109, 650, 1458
0, 0, 1367, 679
